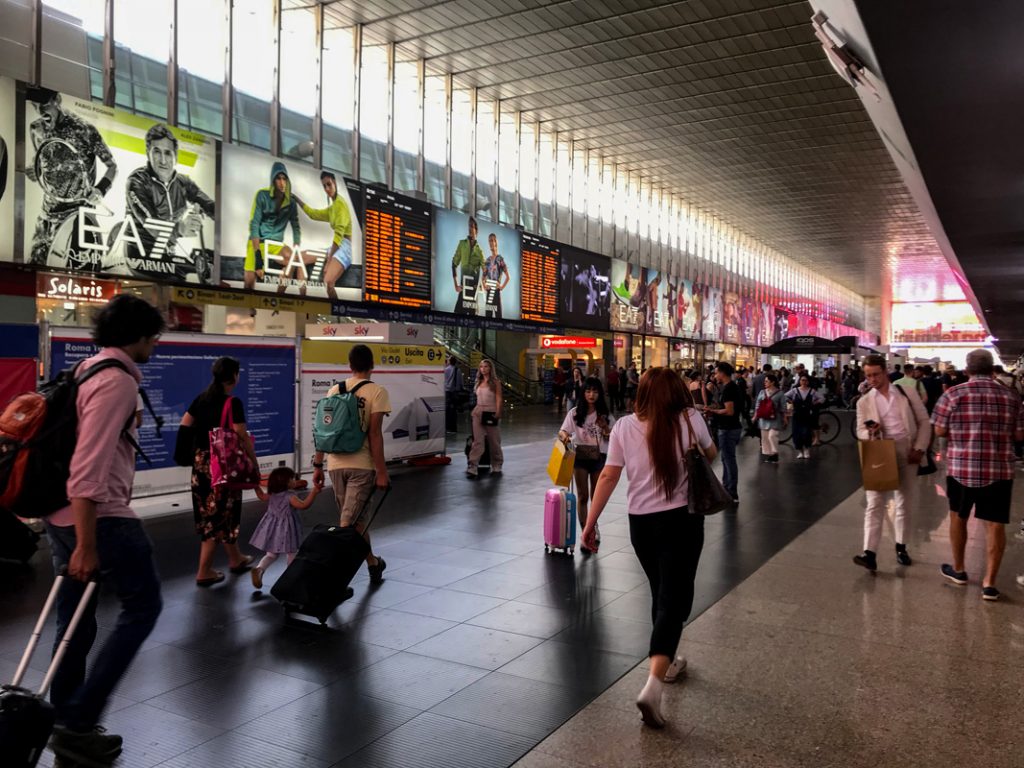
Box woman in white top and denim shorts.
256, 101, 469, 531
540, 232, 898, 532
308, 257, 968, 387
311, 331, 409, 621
558, 376, 614, 552
582, 367, 717, 729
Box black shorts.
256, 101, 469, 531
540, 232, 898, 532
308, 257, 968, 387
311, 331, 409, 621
575, 456, 606, 475
946, 477, 1013, 525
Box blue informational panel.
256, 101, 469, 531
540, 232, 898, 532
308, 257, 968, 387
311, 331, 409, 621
51, 333, 295, 484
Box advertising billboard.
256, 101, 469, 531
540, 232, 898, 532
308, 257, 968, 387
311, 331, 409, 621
610, 259, 666, 334
220, 143, 363, 301
722, 291, 741, 344
740, 297, 759, 346
701, 285, 723, 342
0, 76, 13, 260
21, 85, 216, 282
433, 209, 522, 320
668, 278, 701, 340
759, 303, 775, 346
774, 306, 795, 342
560, 246, 611, 330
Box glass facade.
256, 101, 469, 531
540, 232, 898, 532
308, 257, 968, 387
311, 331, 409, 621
0, 0, 870, 329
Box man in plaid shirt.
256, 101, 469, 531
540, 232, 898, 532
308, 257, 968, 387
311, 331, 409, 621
932, 349, 1024, 601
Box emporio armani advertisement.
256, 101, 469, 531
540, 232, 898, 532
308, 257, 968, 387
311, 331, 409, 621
20, 85, 216, 283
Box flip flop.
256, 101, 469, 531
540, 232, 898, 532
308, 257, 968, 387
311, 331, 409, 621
229, 556, 254, 574
196, 571, 225, 587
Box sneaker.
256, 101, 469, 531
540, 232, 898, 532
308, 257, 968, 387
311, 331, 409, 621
941, 563, 968, 585
250, 566, 264, 590
663, 655, 688, 683
466, 467, 478, 478
1017, 574, 1024, 587
981, 586, 1001, 601
50, 724, 123, 764
368, 557, 387, 584
853, 551, 877, 572
895, 547, 912, 566
491, 468, 503, 476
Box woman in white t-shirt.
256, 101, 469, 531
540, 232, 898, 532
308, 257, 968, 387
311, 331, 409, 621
582, 367, 716, 729
557, 376, 614, 552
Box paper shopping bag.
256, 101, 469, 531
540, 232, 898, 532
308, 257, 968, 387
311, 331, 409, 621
547, 439, 575, 487
859, 439, 900, 491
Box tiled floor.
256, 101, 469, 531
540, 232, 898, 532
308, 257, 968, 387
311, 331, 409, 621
513, 456, 1024, 768
1, 405, 867, 767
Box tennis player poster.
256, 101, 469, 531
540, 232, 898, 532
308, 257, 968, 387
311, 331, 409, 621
219, 143, 363, 301
0, 77, 14, 261
432, 208, 522, 319
20, 86, 216, 283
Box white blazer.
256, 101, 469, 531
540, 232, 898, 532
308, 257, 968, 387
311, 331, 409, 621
855, 384, 931, 452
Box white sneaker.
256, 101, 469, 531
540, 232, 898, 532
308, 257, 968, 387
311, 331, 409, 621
1016, 574, 1024, 587
663, 655, 688, 683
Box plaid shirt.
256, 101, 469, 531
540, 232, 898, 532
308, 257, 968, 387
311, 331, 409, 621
931, 377, 1024, 486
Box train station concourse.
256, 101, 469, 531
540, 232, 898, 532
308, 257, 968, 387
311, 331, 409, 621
0, 2, 1021, 767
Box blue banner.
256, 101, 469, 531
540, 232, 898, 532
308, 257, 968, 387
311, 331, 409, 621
51, 337, 295, 471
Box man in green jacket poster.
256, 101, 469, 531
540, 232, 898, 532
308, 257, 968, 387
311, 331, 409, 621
244, 161, 301, 291
451, 216, 484, 315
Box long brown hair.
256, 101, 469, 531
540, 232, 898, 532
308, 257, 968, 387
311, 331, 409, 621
634, 367, 694, 501
475, 358, 500, 393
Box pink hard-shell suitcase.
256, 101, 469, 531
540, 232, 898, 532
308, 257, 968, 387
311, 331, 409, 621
543, 488, 576, 556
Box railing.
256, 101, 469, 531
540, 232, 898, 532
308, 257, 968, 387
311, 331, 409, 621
433, 327, 538, 406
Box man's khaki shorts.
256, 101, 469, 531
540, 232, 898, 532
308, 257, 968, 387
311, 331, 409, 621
328, 468, 376, 527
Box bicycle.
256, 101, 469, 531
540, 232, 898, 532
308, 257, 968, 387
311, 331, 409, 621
778, 405, 843, 445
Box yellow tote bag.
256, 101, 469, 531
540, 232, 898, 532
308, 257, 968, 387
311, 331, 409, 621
547, 439, 575, 487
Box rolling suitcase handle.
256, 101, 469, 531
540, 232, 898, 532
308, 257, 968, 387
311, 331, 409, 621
10, 568, 98, 697
355, 484, 391, 535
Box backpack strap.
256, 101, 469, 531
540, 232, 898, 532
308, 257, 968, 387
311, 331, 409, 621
349, 380, 372, 395
75, 358, 157, 465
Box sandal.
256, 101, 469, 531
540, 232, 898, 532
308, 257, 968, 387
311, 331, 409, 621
196, 571, 225, 587
229, 556, 254, 574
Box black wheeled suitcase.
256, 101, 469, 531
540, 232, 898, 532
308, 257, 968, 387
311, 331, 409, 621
271, 487, 389, 625
1, 572, 99, 767
0, 512, 41, 564
464, 435, 491, 469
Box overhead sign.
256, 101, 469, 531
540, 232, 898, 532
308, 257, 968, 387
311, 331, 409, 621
520, 232, 559, 325
171, 285, 330, 315
305, 322, 435, 344
37, 272, 119, 304
540, 335, 598, 349
363, 186, 432, 309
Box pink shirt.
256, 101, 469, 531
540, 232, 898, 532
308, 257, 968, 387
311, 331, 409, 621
49, 348, 142, 527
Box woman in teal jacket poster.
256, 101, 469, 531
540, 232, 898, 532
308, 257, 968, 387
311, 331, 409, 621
243, 161, 302, 291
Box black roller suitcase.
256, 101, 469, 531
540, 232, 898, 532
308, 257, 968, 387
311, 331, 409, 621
271, 487, 389, 625
1, 572, 99, 767
0, 511, 41, 564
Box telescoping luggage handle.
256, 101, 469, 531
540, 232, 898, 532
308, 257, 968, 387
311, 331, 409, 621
349, 484, 391, 535
10, 568, 98, 697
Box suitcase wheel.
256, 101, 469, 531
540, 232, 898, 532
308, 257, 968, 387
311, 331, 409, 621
544, 545, 550, 554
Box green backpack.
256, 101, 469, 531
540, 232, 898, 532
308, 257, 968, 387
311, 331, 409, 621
313, 380, 371, 453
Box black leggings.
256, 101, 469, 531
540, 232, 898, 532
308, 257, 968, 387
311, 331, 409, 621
628, 509, 704, 659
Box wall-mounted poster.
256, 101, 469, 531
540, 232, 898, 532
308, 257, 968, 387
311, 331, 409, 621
677, 279, 701, 339
759, 303, 775, 347
21, 85, 216, 282
701, 286, 723, 342
722, 291, 741, 344
433, 208, 522, 319
220, 143, 364, 301
0, 77, 13, 260
610, 259, 660, 333
560, 246, 611, 330
740, 297, 759, 346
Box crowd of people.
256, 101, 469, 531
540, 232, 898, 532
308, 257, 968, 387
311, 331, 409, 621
22, 293, 1024, 763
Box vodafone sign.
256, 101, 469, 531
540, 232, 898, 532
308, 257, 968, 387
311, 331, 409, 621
540, 336, 599, 349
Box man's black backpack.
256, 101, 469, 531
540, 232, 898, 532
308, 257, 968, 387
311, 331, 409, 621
0, 359, 161, 519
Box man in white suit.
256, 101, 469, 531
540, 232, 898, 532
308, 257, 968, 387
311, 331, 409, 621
853, 354, 932, 571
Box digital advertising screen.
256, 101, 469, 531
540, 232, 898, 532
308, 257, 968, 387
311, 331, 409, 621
20, 85, 216, 283
658, 276, 701, 339
363, 186, 432, 309
520, 232, 559, 325
774, 306, 795, 342
433, 208, 522, 320
559, 245, 611, 330
702, 286, 723, 342
610, 259, 660, 334
0, 76, 13, 261
220, 143, 364, 301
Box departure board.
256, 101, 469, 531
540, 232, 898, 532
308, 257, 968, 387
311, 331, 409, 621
520, 233, 560, 325
363, 187, 432, 309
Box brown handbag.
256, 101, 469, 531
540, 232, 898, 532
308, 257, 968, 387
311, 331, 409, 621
681, 410, 733, 515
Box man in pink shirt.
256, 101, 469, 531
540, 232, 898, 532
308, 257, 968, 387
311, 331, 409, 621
45, 295, 165, 767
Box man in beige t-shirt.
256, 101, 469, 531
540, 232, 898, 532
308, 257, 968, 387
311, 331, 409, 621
312, 344, 391, 583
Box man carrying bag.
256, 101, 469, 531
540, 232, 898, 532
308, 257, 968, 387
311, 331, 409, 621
852, 354, 932, 572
